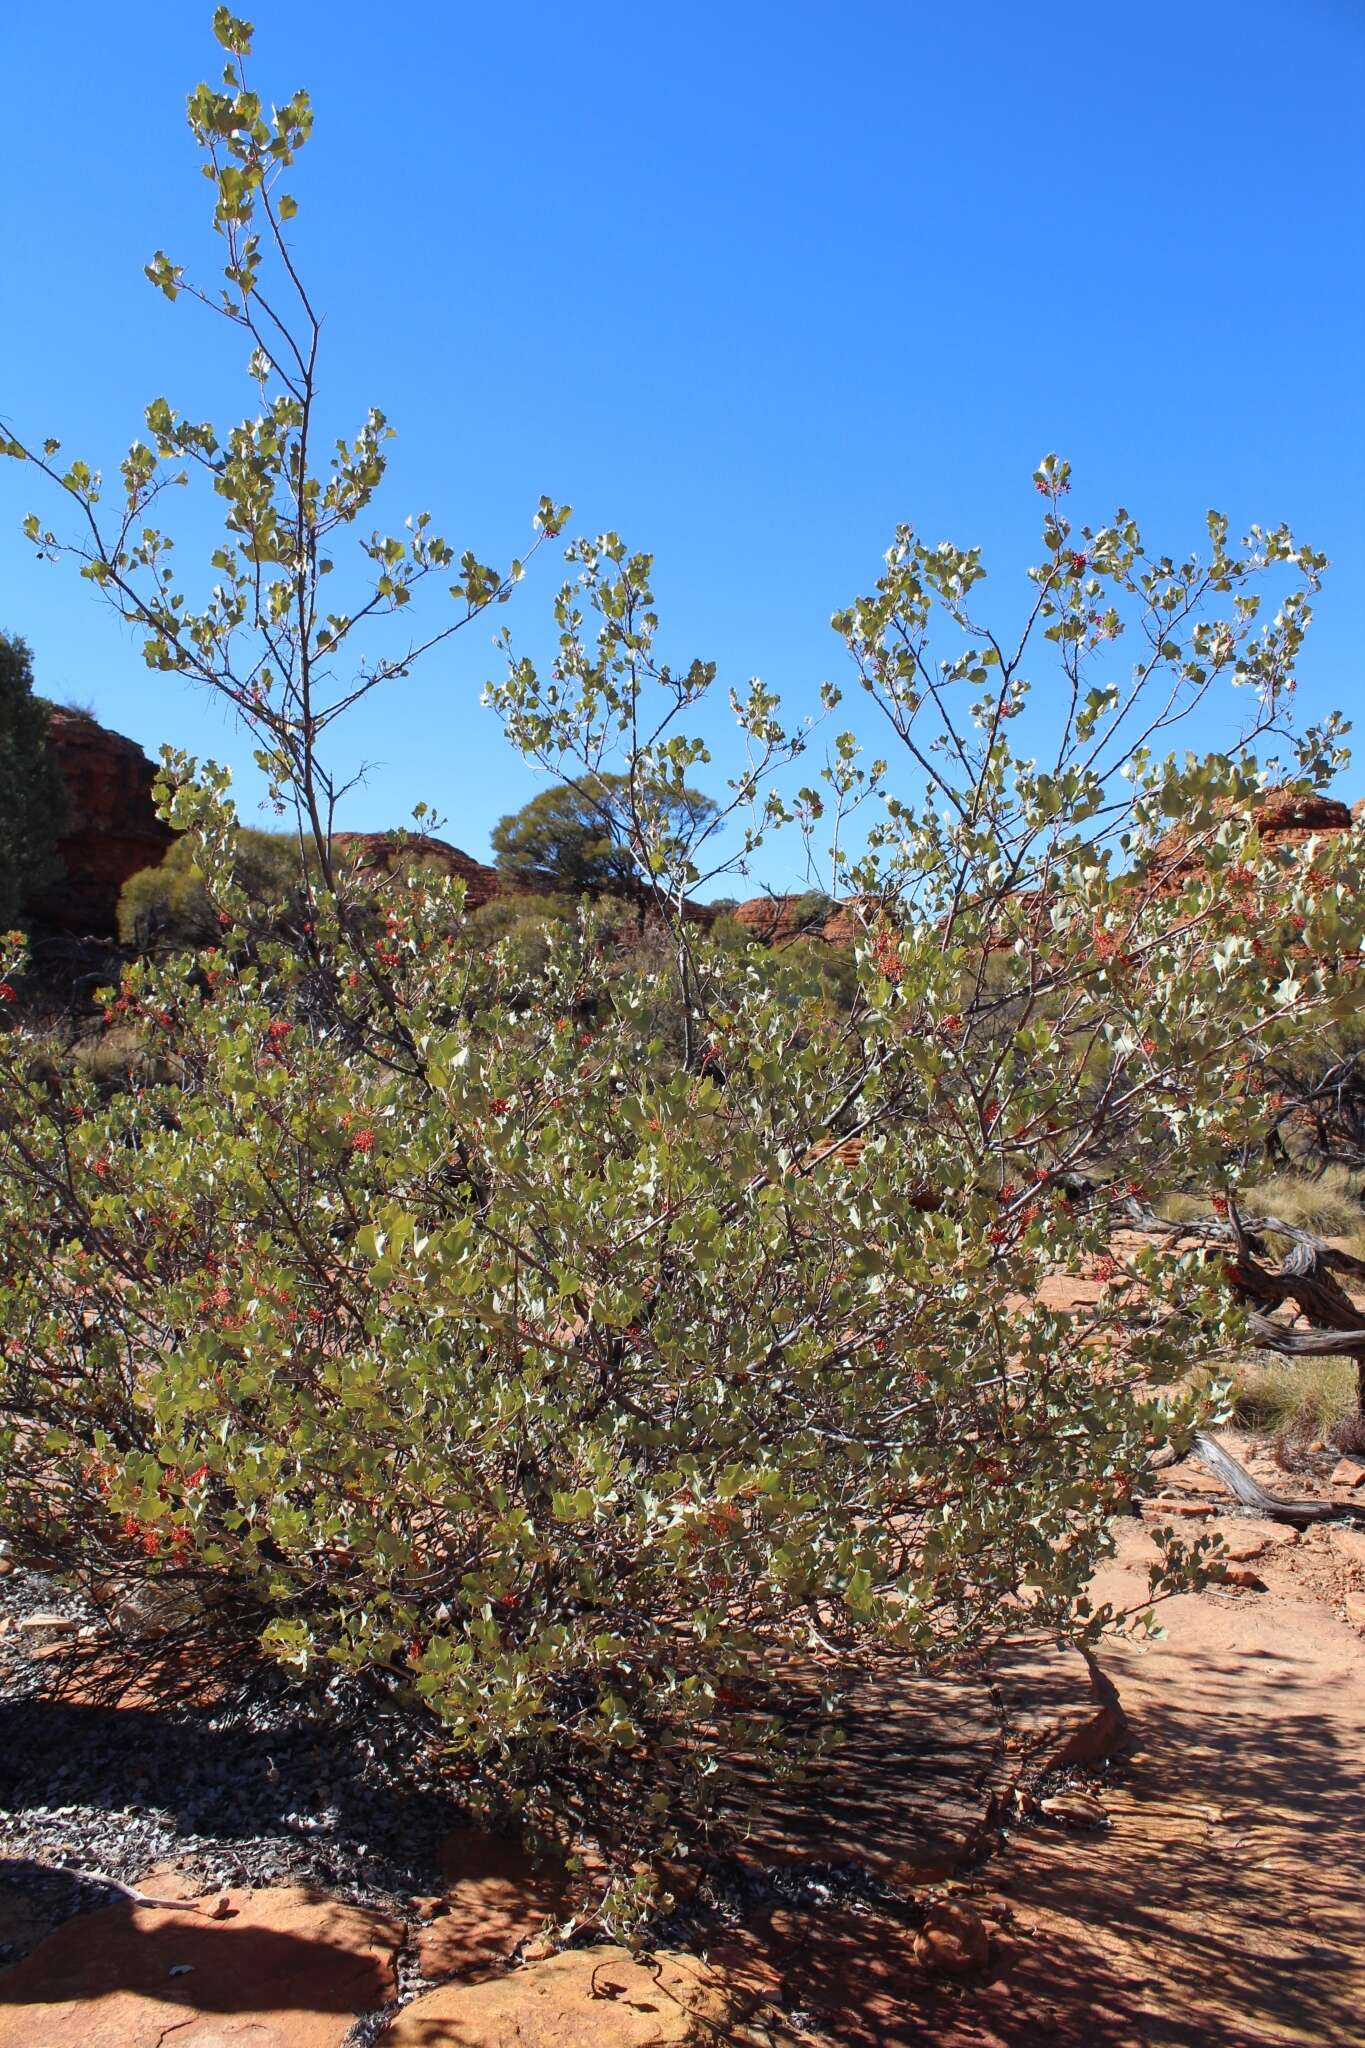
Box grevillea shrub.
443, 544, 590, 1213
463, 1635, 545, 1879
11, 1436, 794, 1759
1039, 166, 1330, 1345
2, 10, 1362, 1909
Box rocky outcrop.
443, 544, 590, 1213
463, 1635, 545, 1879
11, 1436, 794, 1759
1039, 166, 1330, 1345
733, 894, 872, 946
0, 1881, 402, 2048
1150, 787, 1357, 884
733, 895, 825, 944
412, 1829, 571, 1984
28, 710, 175, 938
819, 896, 878, 944
383, 1947, 798, 2046
331, 830, 501, 909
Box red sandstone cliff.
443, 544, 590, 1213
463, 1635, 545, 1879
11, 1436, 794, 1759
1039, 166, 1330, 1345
1150, 788, 1356, 884
28, 711, 175, 939
331, 830, 501, 909
733, 893, 875, 947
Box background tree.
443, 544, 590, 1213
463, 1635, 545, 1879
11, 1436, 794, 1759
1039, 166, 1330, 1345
788, 889, 835, 932
491, 773, 718, 900
0, 632, 69, 929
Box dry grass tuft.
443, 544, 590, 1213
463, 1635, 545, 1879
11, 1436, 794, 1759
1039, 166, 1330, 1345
1242, 1165, 1365, 1241
71, 1024, 156, 1087
1231, 1353, 1361, 1446
1159, 1166, 1365, 1258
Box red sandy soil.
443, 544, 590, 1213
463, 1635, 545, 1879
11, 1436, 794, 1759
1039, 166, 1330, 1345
928, 1440, 1365, 2048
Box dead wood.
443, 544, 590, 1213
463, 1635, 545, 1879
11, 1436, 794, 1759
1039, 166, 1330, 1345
1192, 1431, 1365, 1528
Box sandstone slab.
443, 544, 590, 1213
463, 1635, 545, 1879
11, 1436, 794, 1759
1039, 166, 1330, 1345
1328, 1525, 1365, 1569
990, 1639, 1128, 1777
914, 1897, 991, 1974
1222, 1526, 1291, 1564
724, 1635, 1122, 1890
383, 1945, 799, 2046
0, 1884, 401, 2048
1218, 1563, 1267, 1591
710, 1899, 1004, 2046
1227, 1517, 1299, 1552
1160, 1464, 1228, 1498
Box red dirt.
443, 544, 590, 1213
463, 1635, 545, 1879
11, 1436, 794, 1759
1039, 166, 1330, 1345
918, 1446, 1365, 2048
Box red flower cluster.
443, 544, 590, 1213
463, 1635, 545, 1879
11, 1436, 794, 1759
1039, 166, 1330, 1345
871, 927, 904, 983
351, 1128, 375, 1153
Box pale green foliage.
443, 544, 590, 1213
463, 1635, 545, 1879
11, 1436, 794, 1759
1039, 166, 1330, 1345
1, 11, 1362, 1902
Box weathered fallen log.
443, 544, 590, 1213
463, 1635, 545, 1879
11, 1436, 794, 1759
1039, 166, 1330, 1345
1128, 1201, 1365, 1283
1146, 1199, 1365, 1408
1244, 1313, 1365, 1358
1193, 1431, 1365, 1528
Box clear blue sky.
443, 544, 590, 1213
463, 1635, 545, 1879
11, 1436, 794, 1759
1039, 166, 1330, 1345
4, 1, 1362, 891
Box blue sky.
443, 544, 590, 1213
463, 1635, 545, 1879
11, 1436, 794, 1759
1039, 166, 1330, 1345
3, 1, 1362, 892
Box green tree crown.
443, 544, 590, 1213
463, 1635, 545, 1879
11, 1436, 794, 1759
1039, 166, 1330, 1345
0, 633, 70, 930
492, 773, 719, 899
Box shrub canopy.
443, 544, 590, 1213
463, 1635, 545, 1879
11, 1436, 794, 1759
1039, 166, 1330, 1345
1, 9, 1361, 1919
118, 825, 309, 950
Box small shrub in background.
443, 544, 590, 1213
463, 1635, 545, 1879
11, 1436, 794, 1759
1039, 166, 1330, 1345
118, 826, 312, 951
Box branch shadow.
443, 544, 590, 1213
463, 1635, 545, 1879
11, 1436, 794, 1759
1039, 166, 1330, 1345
0, 1871, 394, 2013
